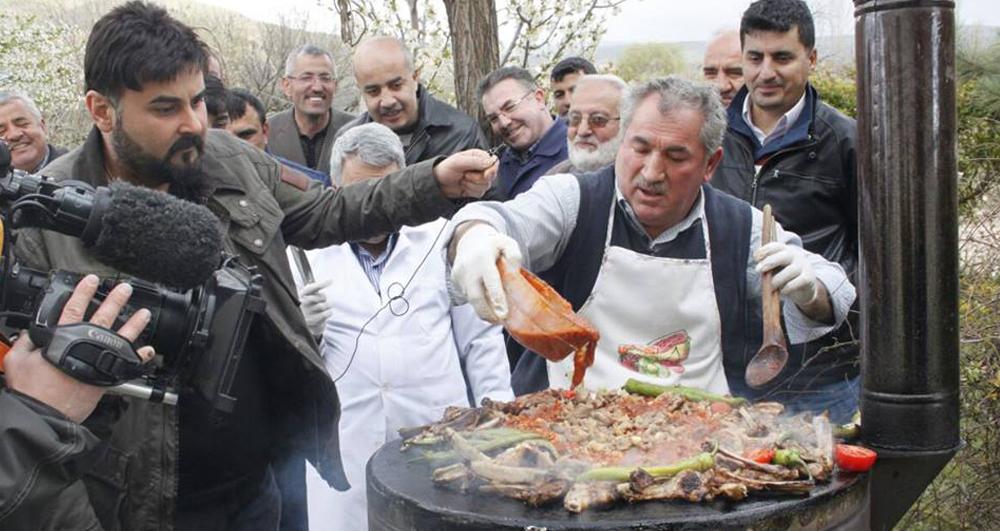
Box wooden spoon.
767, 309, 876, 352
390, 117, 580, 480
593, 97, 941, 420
745, 204, 789, 389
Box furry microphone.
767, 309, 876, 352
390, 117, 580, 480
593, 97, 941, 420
83, 183, 224, 290
6, 179, 224, 290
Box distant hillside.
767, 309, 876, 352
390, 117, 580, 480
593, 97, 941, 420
597, 25, 999, 72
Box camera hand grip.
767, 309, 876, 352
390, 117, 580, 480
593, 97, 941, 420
32, 322, 146, 387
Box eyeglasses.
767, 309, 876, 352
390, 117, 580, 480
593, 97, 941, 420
486, 91, 534, 125
567, 112, 620, 129
286, 73, 336, 85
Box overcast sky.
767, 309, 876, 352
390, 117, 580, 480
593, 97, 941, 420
200, 0, 1000, 44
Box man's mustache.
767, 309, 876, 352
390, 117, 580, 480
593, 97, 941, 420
379, 103, 404, 115
635, 175, 667, 194
500, 122, 520, 137
166, 134, 204, 160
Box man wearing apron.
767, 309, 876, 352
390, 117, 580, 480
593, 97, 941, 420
446, 76, 856, 400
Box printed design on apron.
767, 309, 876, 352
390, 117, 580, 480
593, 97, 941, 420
618, 329, 691, 377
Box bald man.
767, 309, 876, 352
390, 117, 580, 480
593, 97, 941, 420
702, 29, 744, 108
336, 36, 485, 165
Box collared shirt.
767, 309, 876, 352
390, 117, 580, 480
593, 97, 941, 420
496, 116, 568, 198
741, 91, 807, 147
297, 112, 331, 169
614, 182, 704, 249
449, 173, 856, 345
30, 144, 52, 173
349, 233, 399, 293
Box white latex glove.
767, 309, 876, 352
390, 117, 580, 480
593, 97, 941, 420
451, 223, 523, 323
298, 279, 332, 337
754, 241, 820, 306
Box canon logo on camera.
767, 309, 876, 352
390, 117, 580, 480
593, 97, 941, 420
87, 328, 127, 351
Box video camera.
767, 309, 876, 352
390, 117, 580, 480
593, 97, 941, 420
0, 141, 264, 414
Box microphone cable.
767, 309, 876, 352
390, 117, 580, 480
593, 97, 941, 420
325, 148, 502, 383
329, 218, 450, 383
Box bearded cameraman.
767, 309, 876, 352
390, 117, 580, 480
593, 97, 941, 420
0, 275, 155, 529
9, 2, 497, 530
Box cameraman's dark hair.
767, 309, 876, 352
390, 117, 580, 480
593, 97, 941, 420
203, 74, 228, 119
85, 1, 208, 103
226, 89, 267, 125
550, 57, 597, 82
740, 0, 815, 49
477, 66, 536, 101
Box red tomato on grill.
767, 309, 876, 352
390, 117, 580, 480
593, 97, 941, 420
835, 444, 878, 472
747, 448, 776, 464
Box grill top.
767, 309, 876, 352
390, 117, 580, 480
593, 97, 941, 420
366, 440, 869, 531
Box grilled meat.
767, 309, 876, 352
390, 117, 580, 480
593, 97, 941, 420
564, 481, 621, 512
492, 440, 559, 468
715, 468, 814, 495
619, 470, 713, 503
432, 463, 473, 492
405, 388, 834, 512
469, 460, 552, 484
479, 479, 569, 507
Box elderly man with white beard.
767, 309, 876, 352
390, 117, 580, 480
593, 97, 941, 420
546, 75, 626, 176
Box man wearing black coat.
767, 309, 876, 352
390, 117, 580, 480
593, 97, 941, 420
711, 0, 859, 423
336, 36, 486, 166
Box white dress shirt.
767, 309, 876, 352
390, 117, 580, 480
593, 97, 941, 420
741, 90, 807, 147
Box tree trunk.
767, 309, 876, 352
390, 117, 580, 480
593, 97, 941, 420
443, 0, 499, 143
337, 0, 358, 46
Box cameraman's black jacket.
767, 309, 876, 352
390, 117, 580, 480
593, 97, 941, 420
0, 387, 104, 530
7, 128, 461, 531
712, 84, 860, 398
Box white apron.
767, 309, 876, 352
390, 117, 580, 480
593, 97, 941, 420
547, 198, 730, 395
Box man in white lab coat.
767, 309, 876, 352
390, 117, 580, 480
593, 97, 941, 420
289, 123, 513, 531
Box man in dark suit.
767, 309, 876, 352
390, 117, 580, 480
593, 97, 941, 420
267, 44, 354, 175
227, 88, 332, 186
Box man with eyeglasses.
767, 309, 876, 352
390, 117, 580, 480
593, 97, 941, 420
546, 74, 627, 176
225, 88, 335, 186
268, 44, 355, 175
478, 66, 568, 199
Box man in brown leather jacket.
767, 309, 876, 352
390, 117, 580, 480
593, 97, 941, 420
0, 2, 496, 530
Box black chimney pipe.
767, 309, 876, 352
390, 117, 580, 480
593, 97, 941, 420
854, 0, 961, 528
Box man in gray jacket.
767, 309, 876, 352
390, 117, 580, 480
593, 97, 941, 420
268, 44, 355, 175
337, 37, 486, 166
1, 3, 496, 530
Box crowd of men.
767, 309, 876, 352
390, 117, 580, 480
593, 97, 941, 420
0, 0, 859, 530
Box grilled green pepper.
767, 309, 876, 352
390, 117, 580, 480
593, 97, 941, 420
578, 452, 715, 482
623, 379, 748, 406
